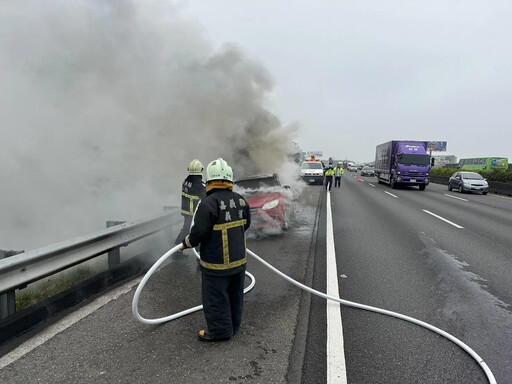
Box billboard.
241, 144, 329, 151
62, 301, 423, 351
432, 155, 457, 167
304, 151, 323, 158
427, 141, 447, 152
433, 155, 457, 163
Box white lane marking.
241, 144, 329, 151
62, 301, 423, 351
444, 194, 468, 202
368, 183, 376, 188
423, 210, 464, 229
0, 277, 142, 370
491, 194, 512, 200
326, 192, 347, 383
384, 191, 398, 198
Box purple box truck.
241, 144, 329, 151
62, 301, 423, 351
374, 141, 434, 190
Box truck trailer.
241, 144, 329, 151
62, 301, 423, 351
374, 140, 434, 190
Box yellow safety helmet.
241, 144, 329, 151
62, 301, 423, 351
188, 159, 204, 175
206, 158, 233, 182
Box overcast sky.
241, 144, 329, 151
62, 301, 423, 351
182, 1, 512, 163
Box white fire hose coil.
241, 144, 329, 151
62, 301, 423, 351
132, 245, 495, 383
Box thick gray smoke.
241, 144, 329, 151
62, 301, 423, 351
0, 1, 299, 250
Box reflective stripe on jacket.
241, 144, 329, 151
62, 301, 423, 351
181, 192, 200, 216
180, 175, 206, 216
184, 189, 251, 275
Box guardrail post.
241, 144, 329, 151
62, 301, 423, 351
106, 221, 126, 268
0, 250, 16, 319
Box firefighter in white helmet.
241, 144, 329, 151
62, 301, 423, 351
180, 158, 251, 342
174, 159, 206, 245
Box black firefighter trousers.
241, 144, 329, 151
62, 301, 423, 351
174, 215, 193, 245
201, 270, 245, 339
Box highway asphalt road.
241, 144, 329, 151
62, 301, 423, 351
316, 173, 511, 383
1, 174, 510, 383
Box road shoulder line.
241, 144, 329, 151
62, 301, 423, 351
0, 278, 141, 370
326, 191, 347, 383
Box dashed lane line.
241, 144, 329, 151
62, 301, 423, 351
444, 194, 468, 202
423, 209, 464, 229
384, 191, 398, 198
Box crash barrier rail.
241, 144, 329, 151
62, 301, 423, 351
430, 175, 512, 196
0, 208, 181, 320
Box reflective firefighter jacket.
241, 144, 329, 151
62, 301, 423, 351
184, 189, 251, 276
180, 175, 206, 216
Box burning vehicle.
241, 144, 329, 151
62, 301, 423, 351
234, 173, 294, 233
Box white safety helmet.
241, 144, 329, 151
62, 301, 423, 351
206, 158, 233, 182
188, 159, 204, 175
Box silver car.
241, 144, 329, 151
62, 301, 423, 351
448, 171, 489, 195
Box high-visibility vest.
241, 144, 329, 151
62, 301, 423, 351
325, 168, 336, 177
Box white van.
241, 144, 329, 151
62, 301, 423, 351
300, 160, 324, 185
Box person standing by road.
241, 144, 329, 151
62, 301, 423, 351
180, 158, 251, 342
334, 162, 344, 188
325, 165, 335, 191
174, 159, 206, 245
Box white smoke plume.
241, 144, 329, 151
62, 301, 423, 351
0, 1, 299, 250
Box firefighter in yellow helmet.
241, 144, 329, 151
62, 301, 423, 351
180, 158, 251, 342
174, 159, 206, 245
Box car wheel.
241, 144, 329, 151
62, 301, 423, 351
458, 185, 464, 193
448, 183, 452, 191
482, 191, 488, 195
419, 185, 426, 191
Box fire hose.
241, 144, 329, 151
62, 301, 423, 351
132, 244, 496, 383
132, 244, 255, 324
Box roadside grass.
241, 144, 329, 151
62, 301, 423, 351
16, 265, 100, 311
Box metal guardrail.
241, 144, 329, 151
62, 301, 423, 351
0, 208, 181, 319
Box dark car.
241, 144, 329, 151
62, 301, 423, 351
360, 166, 375, 177
448, 171, 489, 195
234, 174, 294, 231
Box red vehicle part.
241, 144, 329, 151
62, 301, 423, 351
244, 191, 286, 229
